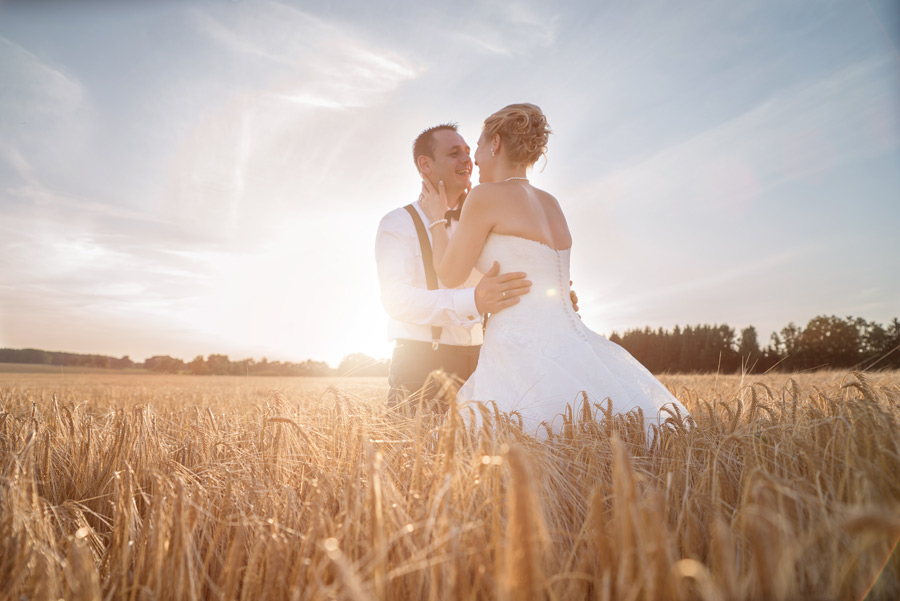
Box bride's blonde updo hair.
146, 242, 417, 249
482, 103, 551, 166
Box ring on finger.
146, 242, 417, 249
501, 291, 507, 299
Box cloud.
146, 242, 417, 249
8, 181, 167, 226
600, 243, 819, 311
0, 35, 84, 109
0, 189, 224, 361
441, 1, 559, 57
569, 56, 900, 217
0, 33, 98, 229
0, 35, 89, 168
277, 92, 361, 110
159, 4, 421, 242
0, 173, 211, 339
0, 141, 37, 185
191, 2, 419, 107
190, 8, 296, 66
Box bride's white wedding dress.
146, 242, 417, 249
458, 233, 689, 435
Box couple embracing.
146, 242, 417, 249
375, 103, 688, 435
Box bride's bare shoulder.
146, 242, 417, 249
467, 182, 502, 197
531, 185, 558, 202
463, 183, 505, 210
532, 187, 564, 212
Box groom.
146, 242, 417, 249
375, 123, 532, 407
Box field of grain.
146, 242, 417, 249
1, 369, 898, 600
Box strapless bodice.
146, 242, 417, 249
476, 233, 582, 337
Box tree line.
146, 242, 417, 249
2, 314, 897, 376
609, 315, 900, 373
0, 349, 388, 377
0, 348, 138, 370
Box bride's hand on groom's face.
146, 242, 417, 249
420, 178, 448, 222
474, 261, 532, 315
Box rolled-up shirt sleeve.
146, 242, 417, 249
375, 212, 481, 328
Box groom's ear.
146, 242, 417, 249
416, 155, 431, 176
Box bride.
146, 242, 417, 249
420, 103, 689, 435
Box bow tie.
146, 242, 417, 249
444, 207, 461, 223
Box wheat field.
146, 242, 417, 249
1, 369, 898, 600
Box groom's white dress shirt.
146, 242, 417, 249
375, 202, 484, 347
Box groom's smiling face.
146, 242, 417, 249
424, 130, 472, 201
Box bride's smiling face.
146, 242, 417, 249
473, 130, 495, 183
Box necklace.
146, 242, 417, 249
504, 176, 529, 182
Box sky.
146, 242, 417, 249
1, 0, 898, 366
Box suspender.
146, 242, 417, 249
403, 204, 443, 350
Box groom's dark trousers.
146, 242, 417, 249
387, 339, 480, 409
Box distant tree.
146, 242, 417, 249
614, 323, 739, 373
188, 355, 209, 375
738, 326, 761, 370
752, 332, 783, 373
206, 354, 231, 376
311, 360, 335, 377
858, 320, 887, 365
718, 325, 740, 372
799, 315, 859, 369
768, 331, 783, 356
855, 317, 900, 369
778, 323, 803, 370
144, 355, 184, 374
887, 319, 900, 369
0, 348, 51, 365
889, 318, 900, 340
337, 353, 389, 377
230, 358, 254, 376
253, 359, 280, 376
676, 325, 701, 372
668, 325, 683, 371
110, 355, 135, 370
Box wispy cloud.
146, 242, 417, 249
9, 182, 167, 226
0, 184, 222, 357
191, 3, 419, 108
277, 93, 360, 110
441, 1, 559, 57
570, 56, 900, 214
600, 243, 820, 310
167, 2, 421, 238
0, 141, 37, 185
0, 35, 84, 107
0, 33, 93, 205
190, 9, 294, 65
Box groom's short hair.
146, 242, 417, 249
413, 123, 458, 167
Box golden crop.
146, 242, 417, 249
1, 370, 898, 600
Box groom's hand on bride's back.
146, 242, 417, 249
474, 261, 531, 314
570, 281, 580, 315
